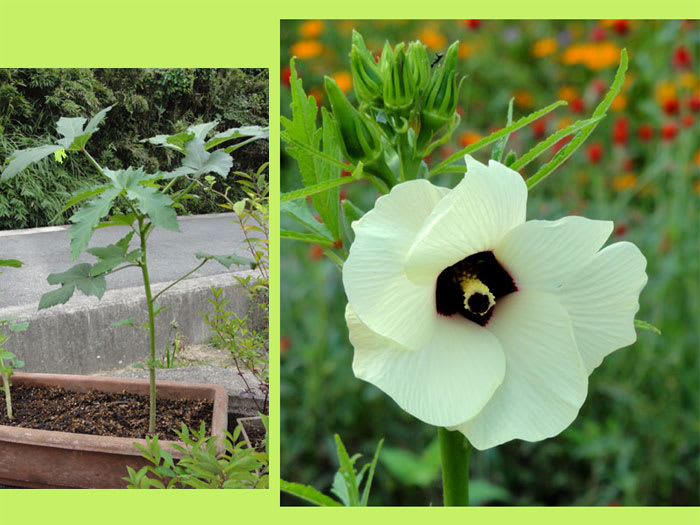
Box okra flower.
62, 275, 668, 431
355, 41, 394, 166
343, 156, 647, 450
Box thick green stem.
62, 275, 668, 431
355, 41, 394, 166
2, 369, 12, 420
438, 427, 471, 506
137, 218, 157, 435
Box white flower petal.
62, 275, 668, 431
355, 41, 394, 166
343, 179, 449, 350
556, 241, 647, 374
494, 216, 613, 292
454, 290, 587, 450
405, 156, 527, 285
347, 305, 506, 427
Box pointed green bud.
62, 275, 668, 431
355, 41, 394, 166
324, 76, 382, 164
350, 32, 383, 107
382, 43, 416, 118
407, 41, 430, 95
421, 41, 463, 134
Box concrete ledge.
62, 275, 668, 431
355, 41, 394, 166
0, 272, 259, 374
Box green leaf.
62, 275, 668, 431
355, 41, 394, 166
68, 186, 122, 260
511, 115, 605, 171
381, 439, 440, 487
56, 106, 113, 151
9, 321, 29, 332
281, 200, 334, 240
205, 125, 269, 150
142, 131, 195, 153
334, 434, 360, 506
491, 97, 514, 163
280, 480, 343, 507
360, 438, 383, 506
111, 318, 136, 327
194, 252, 256, 269
635, 319, 661, 335
38, 284, 77, 310
111, 168, 180, 232
281, 165, 362, 203
470, 480, 511, 506
331, 471, 351, 506
280, 230, 335, 245
428, 99, 568, 178
314, 108, 342, 240
165, 138, 233, 179
526, 49, 628, 190
45, 263, 106, 302
1, 144, 62, 181
58, 184, 110, 217
0, 259, 23, 268
86, 233, 141, 276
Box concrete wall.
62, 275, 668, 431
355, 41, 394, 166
0, 271, 260, 374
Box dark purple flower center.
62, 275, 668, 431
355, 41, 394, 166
435, 251, 517, 326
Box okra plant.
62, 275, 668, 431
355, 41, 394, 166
0, 258, 28, 420
1, 107, 269, 434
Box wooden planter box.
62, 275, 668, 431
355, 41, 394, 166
0, 373, 228, 489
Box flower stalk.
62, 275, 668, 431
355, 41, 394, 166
438, 427, 471, 506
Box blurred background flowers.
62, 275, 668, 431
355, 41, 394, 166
280, 20, 699, 505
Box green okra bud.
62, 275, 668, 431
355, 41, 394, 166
350, 31, 383, 107
421, 41, 464, 135
407, 41, 430, 96
382, 43, 417, 119
324, 76, 382, 164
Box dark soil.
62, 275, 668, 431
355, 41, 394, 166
0, 384, 213, 440
234, 416, 266, 453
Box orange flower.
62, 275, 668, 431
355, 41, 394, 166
458, 42, 474, 59
459, 131, 482, 147
694, 178, 700, 194
299, 20, 324, 39
557, 86, 579, 103
612, 173, 637, 191
558, 117, 573, 130
694, 150, 700, 167
290, 40, 324, 60
332, 70, 353, 93
338, 21, 355, 35
513, 90, 534, 109
610, 94, 627, 111
561, 42, 621, 70
655, 81, 677, 104
420, 28, 447, 51
532, 38, 557, 58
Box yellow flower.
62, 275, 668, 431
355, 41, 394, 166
561, 42, 621, 70
332, 70, 353, 93
610, 94, 627, 111
290, 40, 324, 60
612, 173, 637, 191
420, 28, 447, 51
532, 38, 557, 58
557, 86, 579, 103
513, 90, 534, 109
558, 117, 573, 130
678, 72, 698, 90
299, 20, 324, 39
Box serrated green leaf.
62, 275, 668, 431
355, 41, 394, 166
194, 252, 256, 269
280, 230, 335, 245
84, 106, 113, 135
315, 108, 342, 240
492, 97, 514, 163
635, 319, 661, 335
111, 168, 180, 232
280, 480, 343, 506
86, 233, 141, 276
281, 164, 362, 203
141, 131, 195, 153
56, 106, 112, 151
1, 144, 62, 181
68, 186, 122, 260
281, 200, 334, 240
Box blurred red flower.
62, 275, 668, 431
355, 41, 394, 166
673, 46, 691, 68
663, 98, 680, 115
587, 142, 603, 163
571, 98, 585, 113
532, 118, 547, 139
638, 123, 653, 141
613, 117, 629, 145
661, 122, 678, 141
281, 65, 292, 87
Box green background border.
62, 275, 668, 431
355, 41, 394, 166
0, 0, 698, 522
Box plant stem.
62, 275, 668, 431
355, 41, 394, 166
438, 427, 471, 506
137, 217, 157, 435
151, 259, 208, 303
1, 369, 12, 420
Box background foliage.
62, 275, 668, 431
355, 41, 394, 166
0, 68, 269, 229
280, 20, 699, 505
